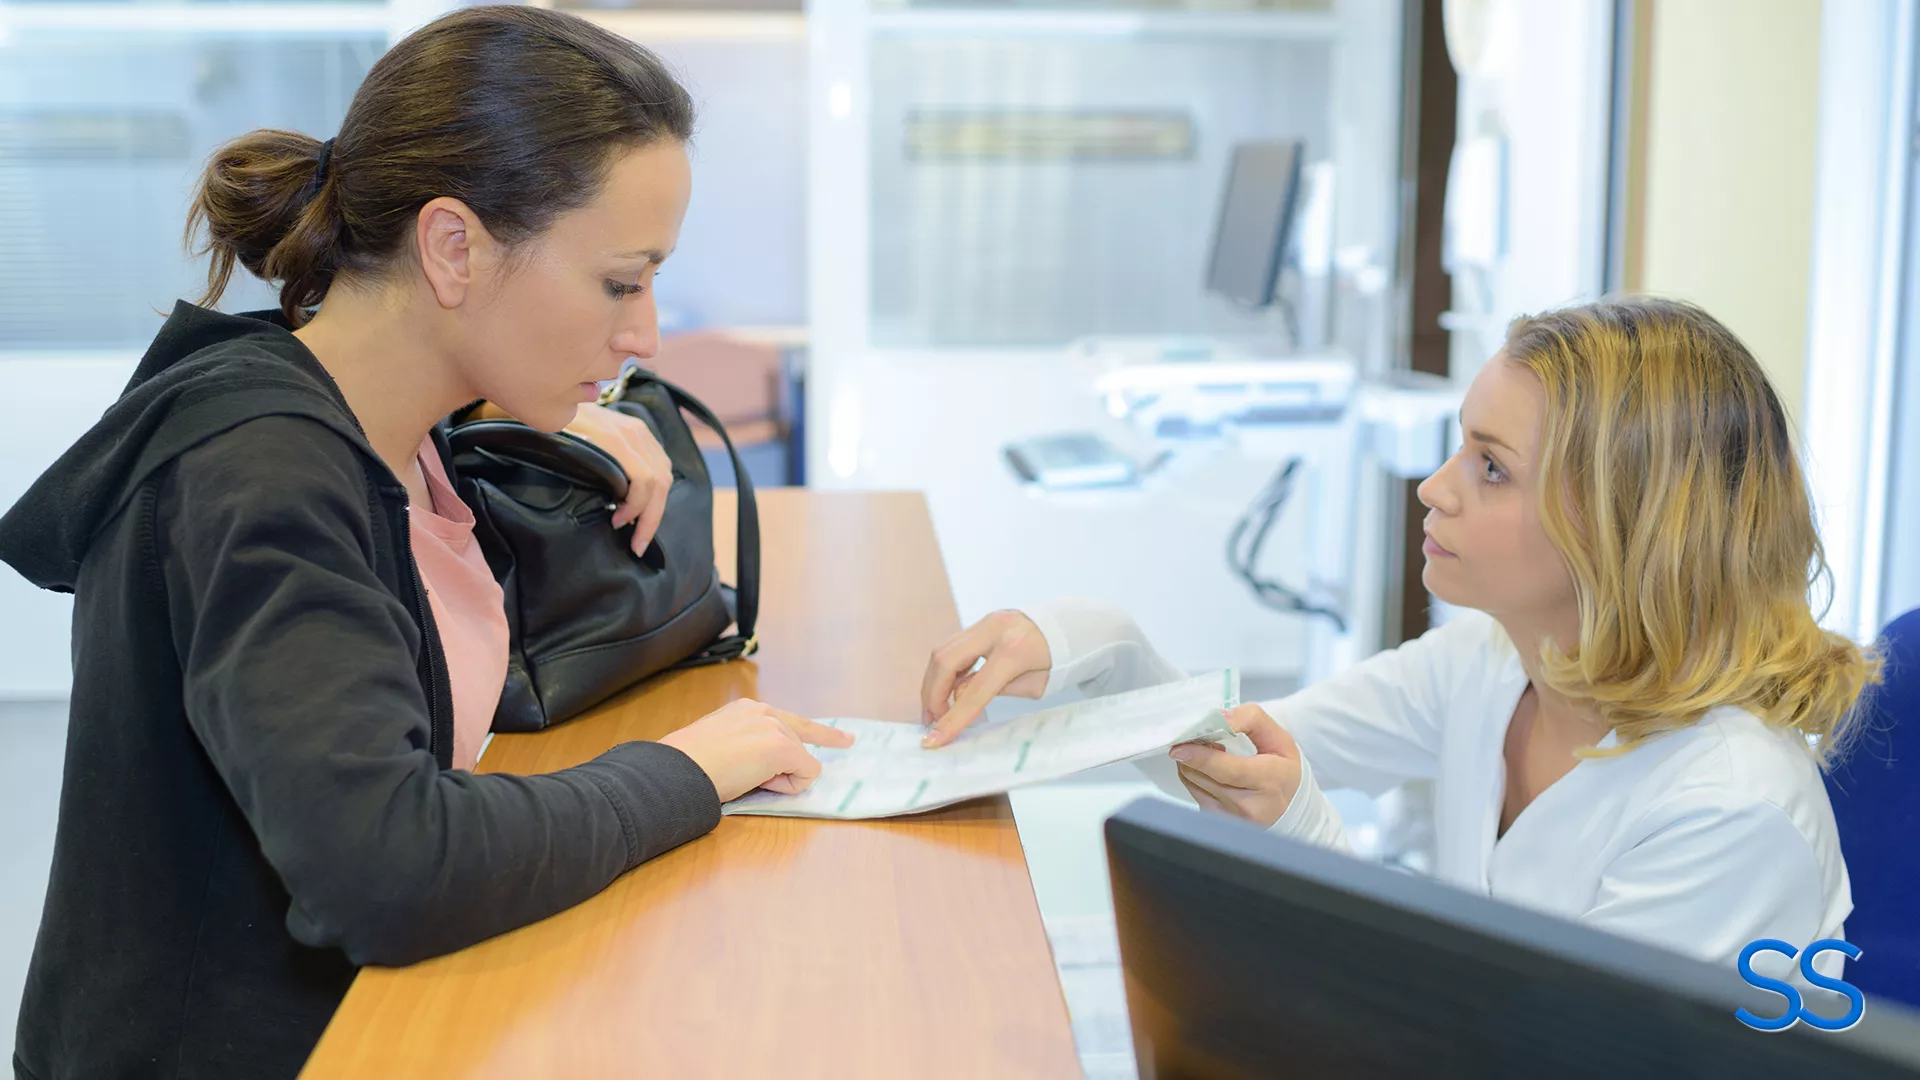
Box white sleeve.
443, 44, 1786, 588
1260, 613, 1498, 797
1267, 753, 1352, 850
1132, 743, 1353, 852
1029, 597, 1187, 700
1034, 600, 1488, 812
1583, 796, 1839, 976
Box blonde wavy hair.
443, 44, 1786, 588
1503, 297, 1877, 766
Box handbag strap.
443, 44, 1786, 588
445, 420, 631, 502
617, 370, 761, 662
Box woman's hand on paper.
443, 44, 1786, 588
919, 610, 1052, 748
1171, 703, 1304, 828
564, 402, 674, 556
659, 698, 855, 802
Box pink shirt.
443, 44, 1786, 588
410, 436, 509, 771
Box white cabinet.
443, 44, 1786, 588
804, 0, 1410, 684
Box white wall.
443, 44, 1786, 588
0, 357, 141, 698
649, 30, 809, 330
1638, 0, 1824, 424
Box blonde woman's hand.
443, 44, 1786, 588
564, 402, 673, 556
1171, 703, 1305, 828
658, 698, 855, 803
919, 610, 1052, 748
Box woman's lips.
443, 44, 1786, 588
1422, 531, 1456, 559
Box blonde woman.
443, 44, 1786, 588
919, 298, 1875, 976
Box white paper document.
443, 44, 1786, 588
721, 670, 1241, 820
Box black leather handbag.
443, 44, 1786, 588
446, 367, 759, 732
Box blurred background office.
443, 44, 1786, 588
2, 0, 1916, 1075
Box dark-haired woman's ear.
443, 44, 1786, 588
416, 196, 483, 310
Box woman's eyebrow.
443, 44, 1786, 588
1469, 429, 1516, 454
609, 247, 671, 264
1458, 411, 1517, 454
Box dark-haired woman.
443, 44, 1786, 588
0, 8, 847, 1077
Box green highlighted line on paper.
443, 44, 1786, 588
835, 781, 864, 815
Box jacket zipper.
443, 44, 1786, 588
312, 361, 454, 766
397, 501, 452, 768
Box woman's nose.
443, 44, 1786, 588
611, 297, 660, 360
1415, 453, 1458, 514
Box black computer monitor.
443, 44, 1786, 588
1205, 140, 1304, 309
1105, 797, 1920, 1079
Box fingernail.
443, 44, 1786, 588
1170, 746, 1193, 761
921, 732, 939, 748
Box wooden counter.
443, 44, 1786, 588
300, 490, 1082, 1079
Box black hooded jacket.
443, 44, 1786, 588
0, 304, 720, 1079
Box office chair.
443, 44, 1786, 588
1825, 606, 1920, 1008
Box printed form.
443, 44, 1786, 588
723, 671, 1240, 820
